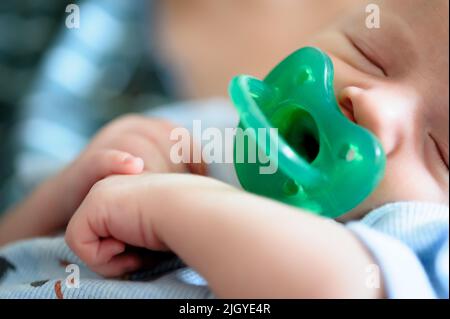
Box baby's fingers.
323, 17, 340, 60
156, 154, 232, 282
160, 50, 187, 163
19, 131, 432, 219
90, 253, 142, 278
64, 150, 144, 214
66, 211, 142, 277
65, 201, 124, 270
65, 183, 149, 277
83, 149, 144, 181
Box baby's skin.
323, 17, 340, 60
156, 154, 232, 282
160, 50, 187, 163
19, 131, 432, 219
0, 116, 205, 245
0, 0, 448, 298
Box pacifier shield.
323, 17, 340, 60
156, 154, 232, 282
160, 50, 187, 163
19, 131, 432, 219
230, 47, 386, 218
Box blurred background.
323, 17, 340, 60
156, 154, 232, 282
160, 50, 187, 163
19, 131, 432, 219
0, 0, 358, 212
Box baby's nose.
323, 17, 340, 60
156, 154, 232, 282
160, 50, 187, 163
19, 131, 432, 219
338, 86, 413, 157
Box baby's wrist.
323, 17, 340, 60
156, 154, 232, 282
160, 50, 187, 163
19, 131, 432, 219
44, 168, 74, 217
40, 161, 87, 226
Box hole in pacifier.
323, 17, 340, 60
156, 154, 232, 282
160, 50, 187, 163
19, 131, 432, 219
271, 105, 320, 163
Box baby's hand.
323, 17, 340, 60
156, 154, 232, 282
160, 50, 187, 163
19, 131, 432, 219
0, 148, 144, 246
65, 173, 230, 277
65, 174, 170, 277
58, 149, 144, 223
0, 115, 204, 245
55, 115, 204, 231
83, 115, 205, 175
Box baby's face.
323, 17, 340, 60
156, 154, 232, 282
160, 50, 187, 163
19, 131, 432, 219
306, 0, 449, 219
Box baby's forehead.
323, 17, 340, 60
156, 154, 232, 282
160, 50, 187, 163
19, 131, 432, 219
379, 0, 448, 48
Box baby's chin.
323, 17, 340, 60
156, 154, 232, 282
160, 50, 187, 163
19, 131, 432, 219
336, 205, 371, 222
335, 188, 387, 222
335, 177, 447, 222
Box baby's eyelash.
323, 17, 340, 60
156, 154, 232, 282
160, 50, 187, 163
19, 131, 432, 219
429, 134, 449, 170
345, 34, 387, 77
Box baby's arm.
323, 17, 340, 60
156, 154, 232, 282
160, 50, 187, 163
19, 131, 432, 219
0, 150, 144, 246
0, 115, 204, 246
66, 173, 383, 298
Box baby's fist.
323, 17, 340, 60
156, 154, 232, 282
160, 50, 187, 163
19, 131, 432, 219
65, 174, 168, 277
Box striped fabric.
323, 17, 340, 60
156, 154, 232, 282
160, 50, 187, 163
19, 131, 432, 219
348, 201, 449, 299
0, 201, 447, 299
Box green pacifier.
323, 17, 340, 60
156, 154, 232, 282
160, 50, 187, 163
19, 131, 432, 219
229, 46, 386, 218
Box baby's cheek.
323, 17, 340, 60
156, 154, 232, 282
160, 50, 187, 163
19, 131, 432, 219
342, 155, 447, 220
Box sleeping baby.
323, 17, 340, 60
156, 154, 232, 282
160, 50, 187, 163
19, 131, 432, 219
0, 0, 448, 298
